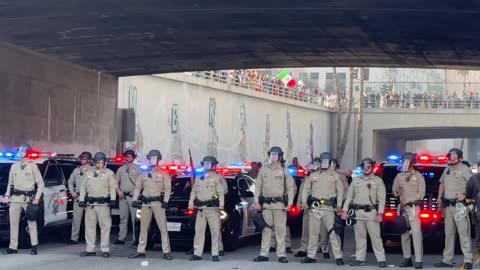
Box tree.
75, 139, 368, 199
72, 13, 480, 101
333, 67, 342, 156
356, 68, 365, 164
336, 67, 355, 163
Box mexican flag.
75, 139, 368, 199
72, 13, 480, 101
276, 70, 296, 87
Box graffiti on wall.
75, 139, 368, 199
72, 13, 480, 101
126, 85, 143, 154
238, 103, 247, 161
263, 114, 271, 164
169, 104, 184, 163
207, 98, 219, 157
306, 121, 314, 162
285, 111, 293, 163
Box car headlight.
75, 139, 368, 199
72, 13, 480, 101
136, 209, 141, 219
220, 210, 228, 220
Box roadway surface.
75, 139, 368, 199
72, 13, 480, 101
0, 227, 475, 270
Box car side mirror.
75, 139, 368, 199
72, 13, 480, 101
241, 191, 254, 198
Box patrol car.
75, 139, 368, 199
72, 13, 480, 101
0, 150, 76, 248
287, 165, 306, 235
134, 166, 260, 251
375, 154, 449, 244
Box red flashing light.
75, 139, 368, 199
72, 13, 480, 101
297, 168, 306, 176
417, 154, 432, 163
383, 209, 396, 221
373, 165, 383, 175
432, 212, 441, 222
436, 155, 448, 164
114, 155, 123, 162
27, 151, 40, 159
168, 165, 178, 170
159, 165, 168, 170
420, 213, 430, 219
185, 209, 195, 216
288, 205, 300, 217
230, 168, 241, 173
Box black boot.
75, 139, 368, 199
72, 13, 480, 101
212, 256, 220, 262
253, 256, 269, 262
399, 258, 413, 267
219, 250, 224, 257
66, 240, 79, 245
31, 245, 37, 255
163, 253, 173, 260
378, 261, 387, 268
323, 252, 330, 259
464, 263, 473, 270
2, 248, 17, 255
301, 257, 316, 264
101, 252, 110, 258
294, 251, 307, 257
336, 259, 344, 266
189, 255, 202, 261
414, 262, 423, 269
128, 252, 146, 259
286, 247, 293, 253
434, 262, 453, 268
278, 257, 288, 263
350, 260, 366, 266
79, 251, 96, 257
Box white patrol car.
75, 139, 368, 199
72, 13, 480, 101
0, 151, 77, 248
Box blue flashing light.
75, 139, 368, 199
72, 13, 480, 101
229, 162, 243, 166
5, 152, 13, 157
288, 168, 296, 176
140, 165, 149, 170
387, 154, 400, 163
194, 167, 206, 177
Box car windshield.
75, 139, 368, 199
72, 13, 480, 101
171, 176, 192, 198
381, 164, 445, 196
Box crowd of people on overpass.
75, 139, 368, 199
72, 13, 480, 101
190, 70, 480, 110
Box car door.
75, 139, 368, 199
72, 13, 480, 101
57, 163, 77, 220
43, 164, 69, 226
237, 175, 257, 235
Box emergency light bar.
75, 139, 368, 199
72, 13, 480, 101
288, 167, 306, 177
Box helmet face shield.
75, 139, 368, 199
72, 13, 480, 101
401, 159, 412, 172
448, 152, 460, 165
270, 152, 279, 163
202, 160, 213, 171
362, 162, 373, 175
95, 159, 105, 170
17, 146, 29, 159
149, 156, 158, 166
320, 159, 330, 169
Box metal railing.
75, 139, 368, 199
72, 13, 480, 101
187, 71, 332, 107
186, 71, 480, 110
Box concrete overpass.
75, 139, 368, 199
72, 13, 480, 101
2, 1, 480, 76
343, 109, 480, 165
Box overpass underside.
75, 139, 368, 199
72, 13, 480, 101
373, 127, 480, 162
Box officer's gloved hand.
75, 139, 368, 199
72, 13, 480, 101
161, 202, 168, 209
78, 201, 86, 208
132, 201, 139, 209
109, 200, 116, 207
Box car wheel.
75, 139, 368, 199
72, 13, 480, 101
223, 213, 241, 252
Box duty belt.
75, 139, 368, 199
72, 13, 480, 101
85, 196, 110, 204
260, 196, 284, 204
11, 189, 35, 197
404, 200, 421, 207
351, 204, 377, 212
308, 196, 336, 207
443, 199, 465, 207
141, 195, 164, 204
194, 199, 219, 207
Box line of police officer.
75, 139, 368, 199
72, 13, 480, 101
1, 144, 477, 269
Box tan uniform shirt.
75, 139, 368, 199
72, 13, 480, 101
392, 170, 426, 203
116, 164, 140, 193
189, 171, 225, 207
440, 163, 473, 199
68, 165, 93, 193
254, 164, 295, 206
79, 168, 117, 201
5, 161, 44, 201
302, 170, 344, 207
343, 174, 386, 214
133, 170, 172, 203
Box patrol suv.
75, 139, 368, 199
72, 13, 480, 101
135, 167, 260, 251
0, 151, 76, 248
375, 154, 449, 243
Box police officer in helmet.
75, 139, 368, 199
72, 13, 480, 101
188, 155, 225, 262
393, 152, 425, 269
253, 146, 295, 264
301, 152, 344, 265
115, 149, 140, 245
434, 148, 473, 269
342, 158, 387, 267
129, 150, 172, 260
2, 144, 44, 255
67, 151, 93, 245
78, 152, 116, 258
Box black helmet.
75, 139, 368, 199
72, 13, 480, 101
268, 146, 284, 156
25, 204, 41, 221
319, 152, 333, 161
462, 160, 471, 167
360, 158, 375, 168
331, 158, 340, 169
201, 156, 218, 165
79, 151, 93, 160
147, 149, 162, 160
401, 152, 416, 163
123, 149, 136, 158
447, 148, 463, 159
93, 152, 107, 162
